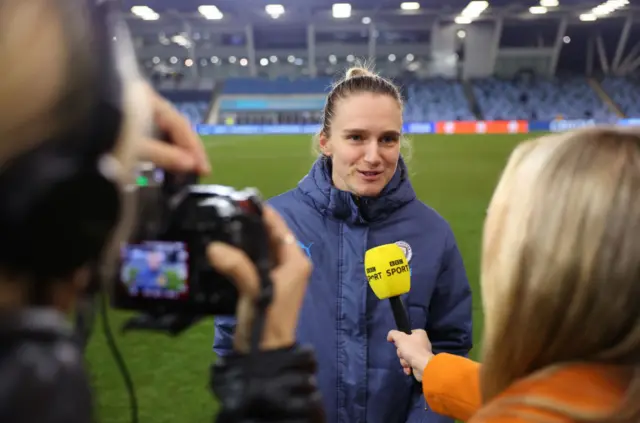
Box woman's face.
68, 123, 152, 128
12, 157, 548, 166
319, 92, 402, 197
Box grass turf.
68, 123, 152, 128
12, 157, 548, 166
87, 133, 532, 423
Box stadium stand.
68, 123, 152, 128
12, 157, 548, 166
174, 102, 209, 124
402, 78, 476, 122
214, 77, 331, 125
160, 90, 211, 124
163, 75, 640, 126
472, 75, 618, 122
221, 77, 332, 95
600, 76, 640, 119
134, 0, 638, 129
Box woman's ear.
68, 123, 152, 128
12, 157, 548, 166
319, 132, 332, 157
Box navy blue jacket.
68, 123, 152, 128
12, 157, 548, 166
214, 157, 473, 423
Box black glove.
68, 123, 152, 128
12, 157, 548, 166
211, 345, 325, 423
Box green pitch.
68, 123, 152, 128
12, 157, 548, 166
87, 133, 532, 423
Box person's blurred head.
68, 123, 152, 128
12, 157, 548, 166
480, 127, 640, 418
146, 251, 163, 271
0, 0, 151, 312
316, 65, 407, 197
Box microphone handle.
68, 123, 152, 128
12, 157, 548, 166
389, 296, 411, 334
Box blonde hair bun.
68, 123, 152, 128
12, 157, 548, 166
345, 66, 375, 79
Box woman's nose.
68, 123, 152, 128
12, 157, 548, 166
363, 140, 382, 164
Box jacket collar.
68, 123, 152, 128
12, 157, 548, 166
297, 156, 416, 224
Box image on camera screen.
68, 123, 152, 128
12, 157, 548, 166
120, 241, 189, 300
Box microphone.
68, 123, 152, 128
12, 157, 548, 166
365, 244, 411, 334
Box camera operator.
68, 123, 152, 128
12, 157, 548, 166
0, 1, 324, 422
0, 0, 207, 420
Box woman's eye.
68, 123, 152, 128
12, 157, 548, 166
348, 134, 363, 141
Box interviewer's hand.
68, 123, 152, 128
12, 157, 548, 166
137, 86, 211, 175
387, 329, 434, 382
207, 206, 312, 353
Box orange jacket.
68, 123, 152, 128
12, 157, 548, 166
422, 353, 629, 423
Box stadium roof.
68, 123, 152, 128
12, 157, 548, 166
122, 0, 634, 25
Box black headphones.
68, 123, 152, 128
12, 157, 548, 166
0, 0, 128, 294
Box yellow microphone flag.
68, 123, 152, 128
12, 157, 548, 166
364, 244, 411, 300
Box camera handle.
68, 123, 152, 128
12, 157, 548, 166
245, 242, 275, 382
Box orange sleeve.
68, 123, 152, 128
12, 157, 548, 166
422, 353, 483, 422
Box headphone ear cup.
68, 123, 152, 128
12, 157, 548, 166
10, 172, 121, 277
49, 173, 120, 273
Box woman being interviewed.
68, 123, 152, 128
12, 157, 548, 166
214, 66, 473, 423
388, 127, 640, 423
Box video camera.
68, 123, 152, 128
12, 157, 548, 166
111, 162, 269, 335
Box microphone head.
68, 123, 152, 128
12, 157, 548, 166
364, 244, 410, 300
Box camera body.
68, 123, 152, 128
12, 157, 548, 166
111, 163, 265, 316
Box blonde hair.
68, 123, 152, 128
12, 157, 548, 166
345, 66, 375, 79
312, 63, 412, 163
480, 127, 640, 422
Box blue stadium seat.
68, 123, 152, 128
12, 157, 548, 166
158, 90, 212, 125
403, 78, 475, 122
472, 76, 616, 121
600, 76, 640, 118
173, 102, 209, 124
